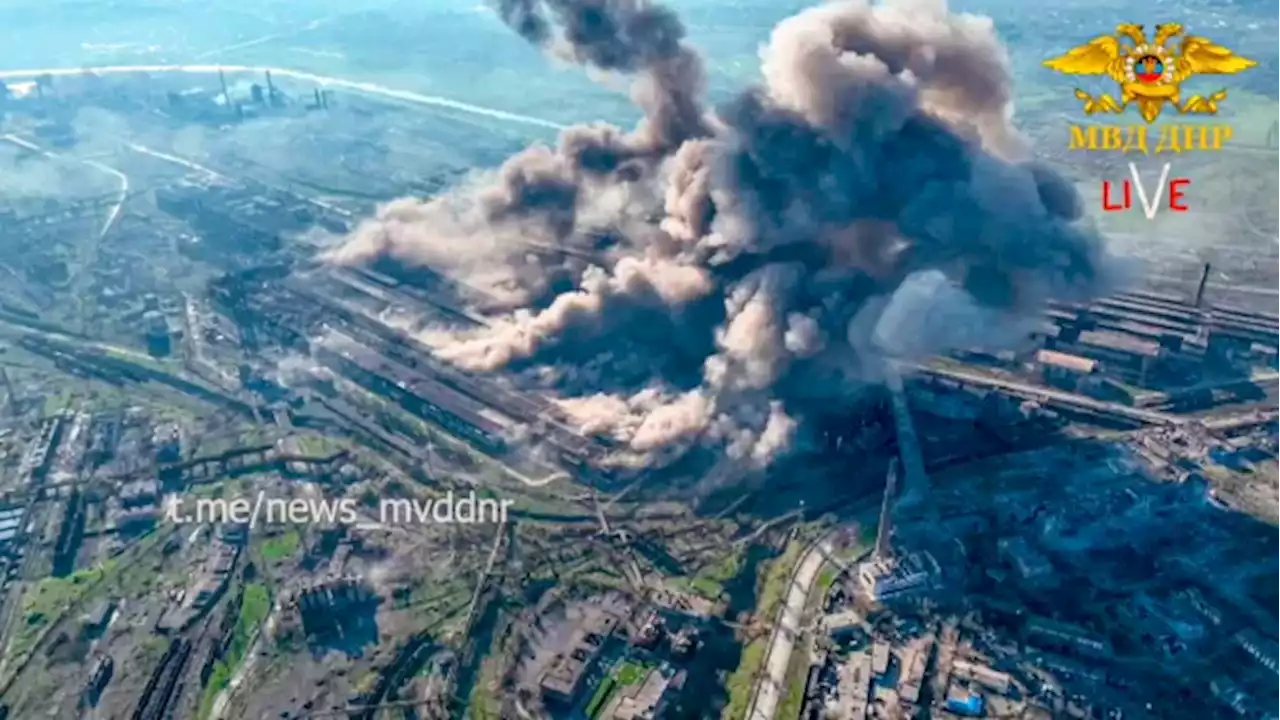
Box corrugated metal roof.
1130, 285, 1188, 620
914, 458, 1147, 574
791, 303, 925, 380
1036, 349, 1097, 374
1076, 329, 1162, 358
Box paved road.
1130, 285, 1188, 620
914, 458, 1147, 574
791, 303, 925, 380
747, 533, 836, 720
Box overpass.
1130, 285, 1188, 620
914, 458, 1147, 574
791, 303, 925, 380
909, 363, 1185, 429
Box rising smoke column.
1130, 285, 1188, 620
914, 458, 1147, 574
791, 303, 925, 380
327, 0, 1112, 470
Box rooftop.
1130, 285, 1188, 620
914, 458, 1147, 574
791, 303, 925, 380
1075, 329, 1162, 358
1035, 349, 1097, 374
606, 668, 684, 720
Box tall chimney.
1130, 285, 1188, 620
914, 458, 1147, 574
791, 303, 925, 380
217, 68, 230, 105
1194, 262, 1212, 309
265, 70, 276, 104
873, 457, 899, 561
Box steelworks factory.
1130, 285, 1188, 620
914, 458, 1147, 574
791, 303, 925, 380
211, 262, 617, 482
210, 252, 1278, 491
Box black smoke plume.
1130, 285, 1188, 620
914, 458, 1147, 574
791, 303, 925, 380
327, 0, 1113, 470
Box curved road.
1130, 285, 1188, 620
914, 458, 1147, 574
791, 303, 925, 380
0, 64, 566, 131
746, 532, 836, 720
1, 133, 129, 240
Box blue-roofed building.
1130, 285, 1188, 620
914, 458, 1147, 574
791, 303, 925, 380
945, 690, 985, 717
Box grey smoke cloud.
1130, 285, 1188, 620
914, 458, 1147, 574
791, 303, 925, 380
328, 0, 1113, 470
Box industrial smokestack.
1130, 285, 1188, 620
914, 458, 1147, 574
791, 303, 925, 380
873, 458, 899, 561
1194, 262, 1212, 309
217, 68, 230, 106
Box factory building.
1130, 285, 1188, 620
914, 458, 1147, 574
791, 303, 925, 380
153, 423, 182, 464
1041, 281, 1280, 392
1046, 325, 1163, 386
944, 688, 985, 717
857, 456, 941, 601
157, 179, 346, 265
1036, 349, 1097, 391
1127, 593, 1210, 649
539, 612, 621, 706
1210, 677, 1254, 716
834, 650, 872, 718
597, 666, 685, 720
997, 537, 1055, 585
291, 577, 379, 640
871, 641, 890, 676
951, 659, 1012, 695
1024, 617, 1111, 659
314, 336, 509, 453
897, 635, 933, 705
1233, 629, 1279, 675
1032, 652, 1107, 685
0, 505, 24, 554
859, 551, 941, 601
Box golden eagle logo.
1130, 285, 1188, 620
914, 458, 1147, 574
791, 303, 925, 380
1043, 23, 1256, 123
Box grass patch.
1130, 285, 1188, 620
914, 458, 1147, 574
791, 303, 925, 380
758, 540, 804, 619
8, 566, 107, 659
294, 434, 345, 457
585, 676, 618, 719
685, 550, 744, 600
720, 540, 813, 720
0, 532, 168, 687
96, 343, 183, 375
233, 584, 271, 657
615, 660, 650, 687
197, 583, 271, 719
42, 390, 73, 417
197, 662, 231, 719
259, 530, 301, 561
816, 568, 837, 597
721, 639, 767, 720
464, 650, 504, 720
688, 576, 724, 599
22, 567, 105, 618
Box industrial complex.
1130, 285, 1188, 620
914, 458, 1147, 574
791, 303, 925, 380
0, 3, 1275, 720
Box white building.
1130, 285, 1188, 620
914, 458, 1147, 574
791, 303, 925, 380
858, 551, 940, 601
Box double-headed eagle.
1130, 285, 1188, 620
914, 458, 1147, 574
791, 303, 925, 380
1043, 23, 1256, 123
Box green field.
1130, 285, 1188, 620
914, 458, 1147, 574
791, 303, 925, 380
585, 676, 617, 719
259, 530, 302, 561
583, 659, 653, 719
197, 582, 271, 719
721, 639, 767, 720
614, 660, 650, 687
